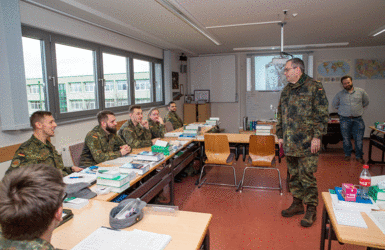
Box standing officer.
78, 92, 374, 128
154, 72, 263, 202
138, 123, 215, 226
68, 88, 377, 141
332, 75, 369, 164
277, 58, 329, 227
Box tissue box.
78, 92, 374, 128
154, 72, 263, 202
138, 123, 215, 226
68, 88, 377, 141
342, 183, 357, 202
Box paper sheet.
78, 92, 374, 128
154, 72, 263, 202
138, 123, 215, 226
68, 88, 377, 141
71, 227, 172, 250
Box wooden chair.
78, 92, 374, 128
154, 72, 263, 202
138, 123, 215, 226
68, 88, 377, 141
164, 121, 174, 132
69, 142, 85, 167
237, 135, 282, 194
198, 134, 237, 188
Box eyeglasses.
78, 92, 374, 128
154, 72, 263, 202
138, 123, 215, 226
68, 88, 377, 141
284, 67, 297, 72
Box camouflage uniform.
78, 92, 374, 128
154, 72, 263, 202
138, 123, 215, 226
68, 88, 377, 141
164, 111, 183, 130
0, 233, 56, 250
79, 125, 125, 167
118, 120, 152, 149
148, 119, 165, 139
7, 135, 70, 177
276, 74, 329, 206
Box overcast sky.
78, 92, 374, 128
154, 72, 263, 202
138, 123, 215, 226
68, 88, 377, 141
22, 37, 149, 79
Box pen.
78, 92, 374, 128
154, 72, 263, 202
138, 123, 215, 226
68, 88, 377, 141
69, 176, 84, 179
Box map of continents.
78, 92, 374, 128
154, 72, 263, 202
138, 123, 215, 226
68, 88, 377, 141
317, 61, 350, 77
355, 59, 385, 79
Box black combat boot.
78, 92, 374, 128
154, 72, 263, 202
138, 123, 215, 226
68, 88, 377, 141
281, 197, 305, 217
300, 205, 317, 227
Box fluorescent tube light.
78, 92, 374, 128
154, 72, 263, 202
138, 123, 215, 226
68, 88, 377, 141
206, 20, 281, 29
233, 42, 349, 51
370, 25, 385, 37
155, 0, 221, 45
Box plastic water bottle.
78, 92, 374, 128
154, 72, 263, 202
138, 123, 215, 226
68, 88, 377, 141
359, 165, 371, 199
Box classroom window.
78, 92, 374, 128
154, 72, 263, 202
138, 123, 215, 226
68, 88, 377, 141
103, 53, 130, 108
22, 37, 48, 116
21, 26, 164, 122
134, 59, 152, 104
247, 54, 304, 91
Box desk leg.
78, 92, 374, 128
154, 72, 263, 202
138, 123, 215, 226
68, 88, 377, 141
169, 174, 175, 206
368, 130, 375, 164
202, 229, 210, 250
243, 145, 246, 162
320, 205, 328, 250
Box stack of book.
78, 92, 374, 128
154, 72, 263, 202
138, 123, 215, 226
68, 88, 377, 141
96, 169, 134, 193
179, 124, 201, 138
120, 162, 150, 175
136, 151, 164, 161
205, 117, 220, 126
255, 125, 272, 135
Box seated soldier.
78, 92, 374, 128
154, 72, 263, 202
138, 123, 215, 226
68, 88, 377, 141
7, 111, 81, 176
164, 101, 183, 130
118, 105, 157, 148
79, 110, 131, 167
0, 164, 66, 249
148, 107, 165, 139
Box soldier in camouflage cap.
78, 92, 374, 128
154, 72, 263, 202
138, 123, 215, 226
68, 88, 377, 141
148, 107, 165, 139
164, 101, 183, 130
118, 105, 158, 148
7, 111, 82, 177
277, 58, 329, 227
0, 164, 66, 250
79, 111, 131, 167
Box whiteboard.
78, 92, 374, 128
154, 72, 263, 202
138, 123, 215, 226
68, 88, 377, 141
190, 55, 236, 102
246, 91, 281, 120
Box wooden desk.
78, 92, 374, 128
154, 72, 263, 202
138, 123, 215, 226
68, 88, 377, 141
368, 126, 385, 165
320, 192, 385, 250
52, 200, 212, 250
91, 138, 194, 203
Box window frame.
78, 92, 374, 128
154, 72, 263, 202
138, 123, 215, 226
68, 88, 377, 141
21, 26, 165, 122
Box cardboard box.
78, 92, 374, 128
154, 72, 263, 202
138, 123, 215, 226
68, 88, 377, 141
342, 183, 357, 202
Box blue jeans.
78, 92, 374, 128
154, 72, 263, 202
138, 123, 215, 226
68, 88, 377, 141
339, 116, 365, 159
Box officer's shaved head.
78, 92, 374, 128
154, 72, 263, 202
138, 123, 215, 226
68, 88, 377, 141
30, 111, 53, 130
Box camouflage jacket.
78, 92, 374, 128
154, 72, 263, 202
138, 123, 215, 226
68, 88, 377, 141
164, 111, 183, 130
7, 135, 70, 176
0, 233, 56, 250
148, 119, 165, 139
276, 74, 329, 157
118, 120, 152, 149
79, 125, 125, 167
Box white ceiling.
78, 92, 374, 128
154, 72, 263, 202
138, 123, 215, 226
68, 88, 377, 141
24, 0, 385, 55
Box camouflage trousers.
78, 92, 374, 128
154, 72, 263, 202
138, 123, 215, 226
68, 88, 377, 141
286, 155, 319, 206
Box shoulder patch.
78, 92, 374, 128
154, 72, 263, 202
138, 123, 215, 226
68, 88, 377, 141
18, 153, 25, 157
11, 159, 21, 167
92, 134, 98, 138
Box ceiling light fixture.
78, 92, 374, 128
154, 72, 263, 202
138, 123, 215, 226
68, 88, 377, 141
155, 0, 221, 45
206, 20, 281, 29
369, 25, 385, 37
233, 42, 350, 51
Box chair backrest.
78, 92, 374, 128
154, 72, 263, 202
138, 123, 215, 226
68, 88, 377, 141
116, 120, 127, 131
204, 134, 231, 164
164, 121, 174, 132
249, 135, 275, 157
69, 142, 85, 167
